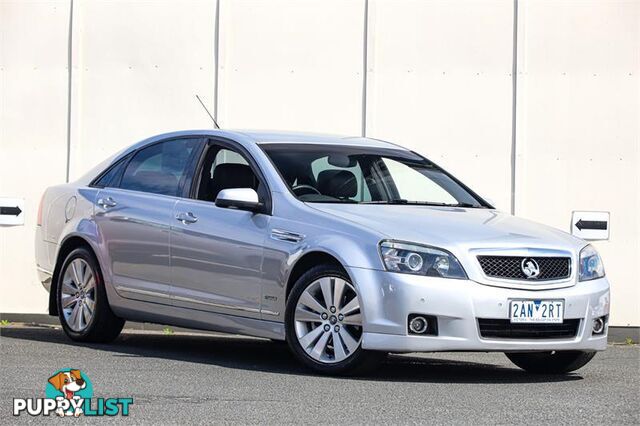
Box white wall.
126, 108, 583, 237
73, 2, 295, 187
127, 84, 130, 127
1, 0, 70, 312
515, 0, 640, 326
366, 0, 514, 212
68, 0, 218, 179
217, 0, 365, 134
1, 0, 638, 326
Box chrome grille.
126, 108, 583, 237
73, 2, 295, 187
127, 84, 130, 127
477, 256, 571, 281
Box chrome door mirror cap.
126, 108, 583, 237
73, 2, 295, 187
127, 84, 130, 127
215, 188, 264, 213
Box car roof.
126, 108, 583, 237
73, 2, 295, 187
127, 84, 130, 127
128, 129, 405, 151
235, 130, 403, 149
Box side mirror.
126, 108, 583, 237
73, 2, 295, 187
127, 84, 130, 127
215, 188, 264, 213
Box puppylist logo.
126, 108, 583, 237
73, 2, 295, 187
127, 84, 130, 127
13, 369, 133, 417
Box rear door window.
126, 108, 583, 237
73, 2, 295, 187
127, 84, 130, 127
119, 138, 200, 196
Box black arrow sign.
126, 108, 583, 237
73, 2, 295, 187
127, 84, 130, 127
575, 219, 607, 231
0, 206, 22, 216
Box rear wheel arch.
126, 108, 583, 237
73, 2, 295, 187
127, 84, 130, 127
49, 236, 98, 316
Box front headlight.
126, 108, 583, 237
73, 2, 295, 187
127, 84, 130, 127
379, 241, 467, 279
579, 244, 605, 281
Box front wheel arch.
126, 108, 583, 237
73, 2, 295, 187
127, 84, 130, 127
284, 263, 384, 374
285, 251, 348, 302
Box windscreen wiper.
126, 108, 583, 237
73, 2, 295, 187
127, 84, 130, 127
449, 202, 483, 208
361, 199, 409, 204
307, 198, 359, 204
362, 200, 483, 208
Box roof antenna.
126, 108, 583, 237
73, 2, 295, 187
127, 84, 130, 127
195, 94, 220, 129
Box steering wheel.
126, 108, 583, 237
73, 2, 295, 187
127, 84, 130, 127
292, 184, 321, 196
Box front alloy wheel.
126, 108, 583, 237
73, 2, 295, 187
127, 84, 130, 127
285, 264, 384, 375
294, 276, 362, 363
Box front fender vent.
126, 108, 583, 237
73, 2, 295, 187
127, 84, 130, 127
270, 229, 304, 243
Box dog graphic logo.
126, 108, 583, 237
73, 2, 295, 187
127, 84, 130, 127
46, 369, 92, 417
13, 369, 132, 417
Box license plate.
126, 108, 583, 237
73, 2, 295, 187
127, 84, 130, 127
509, 300, 564, 323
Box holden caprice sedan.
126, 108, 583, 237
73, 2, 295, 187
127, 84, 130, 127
35, 130, 610, 375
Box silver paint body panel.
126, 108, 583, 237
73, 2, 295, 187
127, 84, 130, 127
35, 130, 610, 350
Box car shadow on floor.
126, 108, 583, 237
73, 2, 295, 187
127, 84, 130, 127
0, 326, 583, 384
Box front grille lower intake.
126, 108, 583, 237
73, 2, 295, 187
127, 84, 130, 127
477, 256, 571, 281
477, 318, 581, 339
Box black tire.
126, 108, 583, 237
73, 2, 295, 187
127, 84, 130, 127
505, 350, 597, 374
56, 247, 124, 343
285, 264, 385, 375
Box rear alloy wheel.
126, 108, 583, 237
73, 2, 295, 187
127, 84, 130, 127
60, 258, 96, 332
285, 264, 384, 375
505, 350, 597, 374
57, 247, 124, 343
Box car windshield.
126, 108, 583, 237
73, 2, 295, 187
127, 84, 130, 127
261, 144, 488, 207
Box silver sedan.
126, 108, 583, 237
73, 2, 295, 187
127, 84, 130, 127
35, 130, 610, 375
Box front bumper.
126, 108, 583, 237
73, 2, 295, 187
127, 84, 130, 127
348, 267, 610, 353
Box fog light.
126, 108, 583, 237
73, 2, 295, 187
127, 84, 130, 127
409, 316, 428, 334
592, 317, 605, 334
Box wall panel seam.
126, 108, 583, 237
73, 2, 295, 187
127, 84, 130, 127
65, 0, 74, 183
509, 0, 519, 215
361, 0, 369, 137
214, 0, 221, 123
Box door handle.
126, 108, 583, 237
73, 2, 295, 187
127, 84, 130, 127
96, 197, 117, 208
175, 211, 198, 224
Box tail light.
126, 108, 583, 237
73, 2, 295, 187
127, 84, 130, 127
37, 192, 44, 226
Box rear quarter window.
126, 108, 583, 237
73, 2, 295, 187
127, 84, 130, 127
92, 155, 131, 188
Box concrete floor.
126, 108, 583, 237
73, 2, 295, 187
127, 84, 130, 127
1, 325, 638, 424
